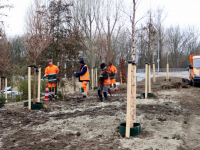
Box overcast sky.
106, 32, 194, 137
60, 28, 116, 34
2, 0, 200, 37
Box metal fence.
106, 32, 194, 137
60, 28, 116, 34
137, 68, 188, 73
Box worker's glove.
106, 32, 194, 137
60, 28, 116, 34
42, 76, 46, 80
74, 72, 79, 77
99, 74, 103, 78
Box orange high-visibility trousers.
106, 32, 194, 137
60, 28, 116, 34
81, 81, 89, 96
110, 79, 116, 85
48, 82, 56, 94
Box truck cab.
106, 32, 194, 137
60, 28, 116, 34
189, 55, 200, 86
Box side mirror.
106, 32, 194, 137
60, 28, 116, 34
189, 65, 193, 69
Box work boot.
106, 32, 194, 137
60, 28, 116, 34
81, 95, 87, 101
103, 92, 109, 103
49, 95, 52, 101
52, 94, 57, 100
97, 90, 103, 102
114, 84, 118, 90
97, 96, 103, 102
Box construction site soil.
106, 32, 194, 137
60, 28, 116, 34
0, 77, 200, 150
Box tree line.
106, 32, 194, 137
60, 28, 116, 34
1, 0, 200, 82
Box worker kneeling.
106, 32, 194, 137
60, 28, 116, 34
108, 62, 118, 90
74, 59, 90, 101
98, 63, 110, 103
43, 59, 59, 100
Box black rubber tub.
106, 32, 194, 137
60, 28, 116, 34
119, 122, 142, 137
140, 93, 154, 98
24, 102, 43, 110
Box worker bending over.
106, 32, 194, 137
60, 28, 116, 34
74, 59, 90, 101
108, 62, 118, 90
98, 63, 110, 102
43, 59, 59, 100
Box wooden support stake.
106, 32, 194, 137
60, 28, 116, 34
96, 68, 98, 87
133, 65, 137, 123
28, 67, 31, 110
5, 78, 7, 102
120, 71, 122, 84
91, 68, 94, 90
149, 64, 151, 93
130, 63, 136, 127
126, 62, 132, 138
153, 63, 156, 82
166, 63, 169, 81
0, 78, 1, 92
145, 63, 148, 99
37, 67, 41, 102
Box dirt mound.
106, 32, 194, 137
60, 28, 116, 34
161, 81, 190, 90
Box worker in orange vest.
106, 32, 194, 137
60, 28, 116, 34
74, 59, 90, 101
98, 63, 110, 102
43, 59, 59, 100
108, 62, 118, 90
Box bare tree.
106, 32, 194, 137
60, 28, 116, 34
24, 0, 52, 104
0, 31, 11, 90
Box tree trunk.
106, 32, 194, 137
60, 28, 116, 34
130, 0, 136, 128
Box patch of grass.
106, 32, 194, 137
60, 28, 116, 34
46, 145, 50, 149
0, 94, 6, 108
57, 91, 63, 100
109, 144, 113, 149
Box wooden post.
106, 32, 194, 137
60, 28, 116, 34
166, 63, 169, 81
126, 61, 132, 138
153, 63, 156, 82
145, 63, 148, 99
130, 62, 136, 127
133, 65, 136, 122
120, 71, 122, 84
96, 68, 98, 87
91, 68, 94, 90
37, 67, 41, 102
5, 78, 7, 102
148, 64, 151, 93
0, 78, 1, 92
28, 67, 31, 110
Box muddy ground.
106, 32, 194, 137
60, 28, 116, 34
0, 77, 200, 150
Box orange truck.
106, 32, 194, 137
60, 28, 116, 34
183, 55, 200, 86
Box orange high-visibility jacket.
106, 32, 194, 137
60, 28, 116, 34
108, 65, 117, 79
45, 65, 59, 83
80, 65, 90, 81
101, 70, 110, 85
108, 65, 117, 74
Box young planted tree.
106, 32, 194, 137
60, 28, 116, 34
0, 32, 11, 90
24, 0, 52, 104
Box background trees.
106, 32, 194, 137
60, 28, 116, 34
4, 0, 200, 87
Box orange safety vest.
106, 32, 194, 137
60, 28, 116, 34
108, 65, 117, 74
45, 65, 59, 83
101, 70, 110, 85
80, 65, 90, 81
